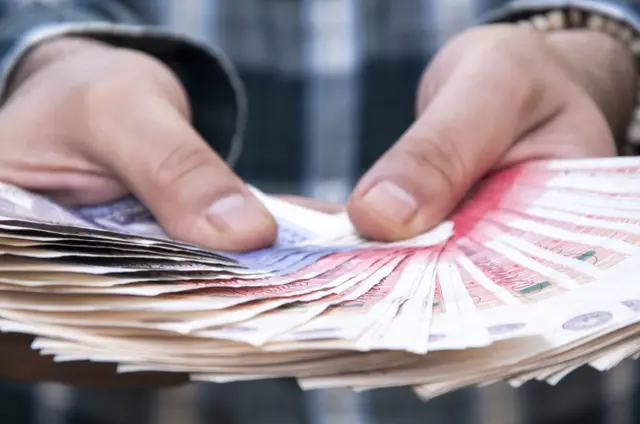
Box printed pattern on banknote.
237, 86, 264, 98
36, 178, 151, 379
0, 157, 638, 401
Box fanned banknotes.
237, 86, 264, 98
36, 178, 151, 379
0, 156, 638, 401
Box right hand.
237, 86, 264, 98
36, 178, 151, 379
0, 36, 278, 252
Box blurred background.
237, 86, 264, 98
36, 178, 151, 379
1, 0, 639, 423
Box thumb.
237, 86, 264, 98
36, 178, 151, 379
88, 96, 277, 252
348, 62, 562, 241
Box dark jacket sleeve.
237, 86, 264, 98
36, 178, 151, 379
0, 0, 246, 167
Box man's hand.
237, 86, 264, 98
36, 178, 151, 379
0, 37, 277, 252
347, 25, 636, 241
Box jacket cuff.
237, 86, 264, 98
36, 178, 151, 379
480, 0, 640, 29
0, 23, 247, 167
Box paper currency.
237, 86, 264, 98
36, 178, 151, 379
0, 157, 638, 402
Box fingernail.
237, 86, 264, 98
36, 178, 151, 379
362, 181, 418, 223
206, 193, 267, 231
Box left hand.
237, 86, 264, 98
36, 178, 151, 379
347, 25, 636, 241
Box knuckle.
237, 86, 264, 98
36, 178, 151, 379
396, 132, 469, 196
75, 76, 132, 111
161, 214, 197, 241
444, 26, 551, 117
74, 76, 136, 135
154, 144, 217, 194
152, 145, 218, 240
484, 33, 551, 115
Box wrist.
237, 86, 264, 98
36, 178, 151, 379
544, 29, 636, 139
9, 36, 113, 93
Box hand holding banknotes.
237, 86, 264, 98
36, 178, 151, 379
0, 26, 635, 252
348, 25, 636, 242
0, 23, 637, 391
0, 36, 281, 252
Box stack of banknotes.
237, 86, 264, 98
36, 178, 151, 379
0, 156, 638, 401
